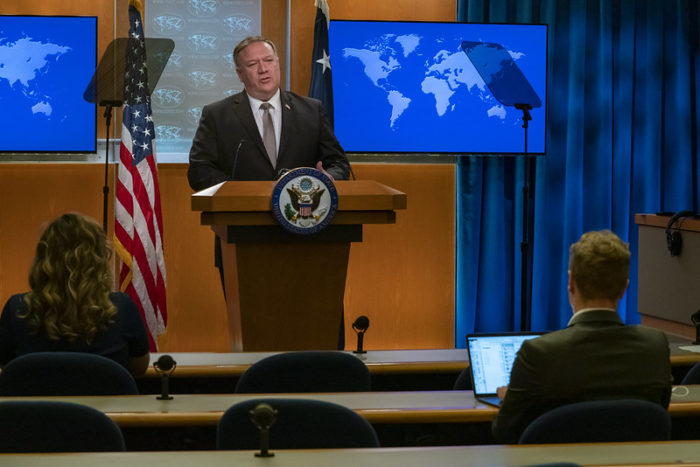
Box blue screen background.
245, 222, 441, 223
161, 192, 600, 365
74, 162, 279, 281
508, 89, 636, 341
0, 16, 96, 152
329, 21, 547, 154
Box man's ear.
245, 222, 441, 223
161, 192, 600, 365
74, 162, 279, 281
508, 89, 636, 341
567, 270, 575, 294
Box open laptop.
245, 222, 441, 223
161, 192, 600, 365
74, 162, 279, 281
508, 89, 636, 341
466, 332, 543, 407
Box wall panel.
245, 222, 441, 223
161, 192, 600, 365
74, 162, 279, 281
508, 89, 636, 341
0, 163, 454, 350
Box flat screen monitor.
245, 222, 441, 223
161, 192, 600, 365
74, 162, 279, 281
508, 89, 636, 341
0, 15, 97, 153
329, 20, 547, 154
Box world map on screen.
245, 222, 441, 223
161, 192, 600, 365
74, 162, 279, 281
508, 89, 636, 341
329, 22, 547, 154
0, 37, 71, 118
0, 16, 96, 152
342, 34, 513, 127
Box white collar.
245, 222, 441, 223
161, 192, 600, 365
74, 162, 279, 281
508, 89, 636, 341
248, 89, 281, 112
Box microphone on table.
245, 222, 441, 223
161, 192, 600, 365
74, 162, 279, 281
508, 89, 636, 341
352, 315, 370, 354
153, 354, 177, 400
250, 402, 278, 457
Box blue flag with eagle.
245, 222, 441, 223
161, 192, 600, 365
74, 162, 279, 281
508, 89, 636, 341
308, 0, 333, 127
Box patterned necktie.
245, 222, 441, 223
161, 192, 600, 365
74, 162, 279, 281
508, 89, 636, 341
260, 102, 277, 167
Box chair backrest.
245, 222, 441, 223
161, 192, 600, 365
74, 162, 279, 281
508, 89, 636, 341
518, 399, 671, 444
681, 361, 700, 384
234, 351, 371, 393
453, 367, 471, 390
216, 398, 380, 450
0, 351, 139, 396
0, 401, 125, 452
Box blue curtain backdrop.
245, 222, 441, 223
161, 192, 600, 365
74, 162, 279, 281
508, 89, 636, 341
455, 0, 700, 344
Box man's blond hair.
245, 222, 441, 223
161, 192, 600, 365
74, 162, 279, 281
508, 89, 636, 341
569, 230, 630, 301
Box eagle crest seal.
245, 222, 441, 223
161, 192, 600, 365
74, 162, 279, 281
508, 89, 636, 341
271, 167, 338, 234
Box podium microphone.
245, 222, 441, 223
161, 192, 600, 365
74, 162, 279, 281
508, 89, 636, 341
153, 354, 177, 400
231, 139, 244, 180
352, 315, 370, 354
250, 403, 278, 457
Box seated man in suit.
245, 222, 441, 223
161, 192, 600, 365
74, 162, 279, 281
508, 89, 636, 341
492, 229, 673, 444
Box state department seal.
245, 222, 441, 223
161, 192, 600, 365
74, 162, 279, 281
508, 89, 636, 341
271, 167, 338, 235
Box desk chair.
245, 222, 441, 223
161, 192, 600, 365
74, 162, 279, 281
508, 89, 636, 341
0, 351, 139, 396
234, 351, 371, 393
217, 398, 380, 449
0, 401, 125, 452
518, 399, 671, 444
453, 367, 471, 390
681, 361, 700, 384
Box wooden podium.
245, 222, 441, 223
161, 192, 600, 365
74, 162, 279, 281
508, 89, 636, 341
636, 213, 700, 339
192, 180, 407, 351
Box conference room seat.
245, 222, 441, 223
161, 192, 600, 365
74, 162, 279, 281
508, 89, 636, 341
681, 361, 700, 384
452, 367, 471, 390
0, 400, 126, 452
0, 351, 139, 396
217, 398, 380, 450
518, 399, 671, 444
234, 350, 371, 393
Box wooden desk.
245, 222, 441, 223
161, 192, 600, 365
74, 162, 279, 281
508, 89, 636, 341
3, 387, 700, 427
143, 349, 469, 378
138, 342, 700, 394
144, 341, 699, 379
139, 349, 469, 393
3, 441, 700, 466
0, 391, 496, 427
668, 384, 700, 416
668, 339, 700, 366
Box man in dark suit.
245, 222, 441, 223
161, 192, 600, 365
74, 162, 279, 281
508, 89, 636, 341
188, 36, 350, 191
491, 230, 673, 444
188, 36, 352, 303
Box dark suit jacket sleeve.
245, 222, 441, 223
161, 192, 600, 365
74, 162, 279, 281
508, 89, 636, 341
315, 104, 350, 181
187, 102, 231, 191
491, 339, 545, 444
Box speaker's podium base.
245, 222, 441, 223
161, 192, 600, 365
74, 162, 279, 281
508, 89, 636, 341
193, 180, 407, 351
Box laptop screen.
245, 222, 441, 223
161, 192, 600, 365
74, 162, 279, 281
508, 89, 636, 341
467, 333, 542, 396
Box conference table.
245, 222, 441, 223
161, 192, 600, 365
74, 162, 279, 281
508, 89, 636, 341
0, 390, 495, 427
144, 349, 469, 378
3, 388, 700, 450
139, 349, 471, 393
667, 334, 700, 365
144, 338, 700, 378
138, 338, 700, 393
3, 386, 700, 428
3, 441, 700, 466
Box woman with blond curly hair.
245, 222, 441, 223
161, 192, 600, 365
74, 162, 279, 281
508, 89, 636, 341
0, 213, 150, 375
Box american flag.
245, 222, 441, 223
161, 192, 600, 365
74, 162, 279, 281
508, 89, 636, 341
114, 0, 167, 351
308, 0, 334, 126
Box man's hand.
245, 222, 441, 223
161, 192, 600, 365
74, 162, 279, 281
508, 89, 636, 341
497, 385, 508, 400
316, 161, 334, 180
